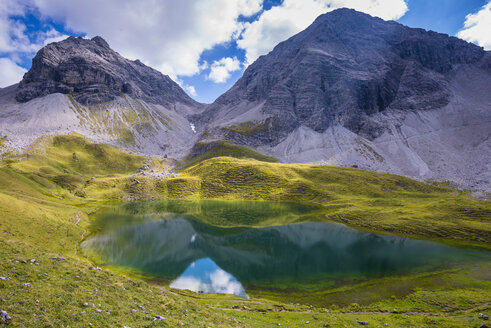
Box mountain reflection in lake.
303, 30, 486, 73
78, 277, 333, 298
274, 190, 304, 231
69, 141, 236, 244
82, 200, 489, 297
169, 258, 248, 298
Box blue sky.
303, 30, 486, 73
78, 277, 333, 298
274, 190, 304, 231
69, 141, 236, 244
0, 0, 490, 103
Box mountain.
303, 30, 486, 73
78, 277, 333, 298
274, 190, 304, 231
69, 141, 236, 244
195, 8, 491, 191
0, 10, 490, 190
0, 36, 202, 157
16, 36, 197, 107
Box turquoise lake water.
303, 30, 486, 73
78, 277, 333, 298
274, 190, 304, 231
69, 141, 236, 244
82, 200, 490, 297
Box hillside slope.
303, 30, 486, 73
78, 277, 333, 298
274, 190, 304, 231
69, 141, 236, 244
4, 134, 489, 247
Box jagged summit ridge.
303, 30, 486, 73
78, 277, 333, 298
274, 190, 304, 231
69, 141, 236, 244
15, 36, 198, 107
199, 8, 486, 144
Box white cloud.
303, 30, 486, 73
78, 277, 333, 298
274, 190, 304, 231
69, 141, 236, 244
0, 17, 67, 87
237, 0, 408, 65
33, 0, 263, 78
42, 28, 70, 46
199, 61, 209, 71
169, 258, 248, 298
207, 57, 241, 83
170, 276, 203, 292
0, 0, 69, 82
176, 78, 198, 97
0, 57, 27, 87
457, 1, 491, 50
185, 85, 197, 97
0, 0, 25, 53
209, 269, 245, 295
170, 268, 247, 297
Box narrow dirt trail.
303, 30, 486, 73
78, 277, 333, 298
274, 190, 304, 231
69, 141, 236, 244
74, 228, 87, 255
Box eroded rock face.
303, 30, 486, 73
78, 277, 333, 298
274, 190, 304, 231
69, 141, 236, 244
16, 36, 198, 107
198, 8, 486, 145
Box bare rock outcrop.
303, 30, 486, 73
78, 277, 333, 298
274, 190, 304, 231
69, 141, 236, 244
196, 8, 486, 146
15, 36, 198, 108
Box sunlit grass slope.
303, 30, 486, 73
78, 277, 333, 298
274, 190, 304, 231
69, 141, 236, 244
14, 134, 145, 176
0, 134, 490, 327
181, 157, 491, 247
0, 136, 240, 327
3, 134, 491, 246
182, 140, 278, 168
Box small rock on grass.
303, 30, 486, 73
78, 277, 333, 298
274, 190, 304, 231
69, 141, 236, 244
480, 313, 489, 320
358, 321, 369, 325
1, 310, 12, 323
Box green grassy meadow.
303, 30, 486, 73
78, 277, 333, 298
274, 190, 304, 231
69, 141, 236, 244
0, 134, 490, 327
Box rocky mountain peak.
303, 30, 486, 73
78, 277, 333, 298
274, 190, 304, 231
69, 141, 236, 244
90, 35, 110, 48
15, 36, 199, 107
201, 8, 486, 144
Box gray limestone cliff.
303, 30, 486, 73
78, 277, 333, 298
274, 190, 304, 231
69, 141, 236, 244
196, 8, 487, 145
15, 36, 198, 107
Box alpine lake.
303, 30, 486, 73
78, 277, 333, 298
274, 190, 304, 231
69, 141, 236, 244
81, 200, 491, 307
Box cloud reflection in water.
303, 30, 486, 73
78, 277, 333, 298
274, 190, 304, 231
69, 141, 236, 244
170, 258, 248, 298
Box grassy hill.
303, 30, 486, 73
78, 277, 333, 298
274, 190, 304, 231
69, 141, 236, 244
181, 157, 491, 247
0, 134, 490, 327
182, 140, 278, 168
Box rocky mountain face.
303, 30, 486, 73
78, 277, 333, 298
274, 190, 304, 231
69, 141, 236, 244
1, 36, 202, 157
1, 10, 490, 190
198, 8, 485, 144
195, 8, 491, 191
15, 36, 198, 108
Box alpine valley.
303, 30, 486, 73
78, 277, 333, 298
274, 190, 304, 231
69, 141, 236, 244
0, 8, 490, 328
1, 9, 490, 191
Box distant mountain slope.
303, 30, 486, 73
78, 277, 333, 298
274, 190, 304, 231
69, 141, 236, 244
195, 8, 491, 191
0, 36, 203, 157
